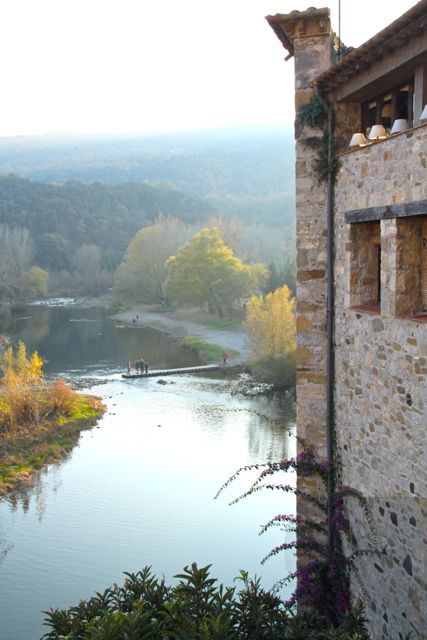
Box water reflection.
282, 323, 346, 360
4, 464, 64, 521
4, 306, 203, 375
0, 307, 296, 640
0, 541, 13, 567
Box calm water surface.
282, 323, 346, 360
0, 306, 296, 640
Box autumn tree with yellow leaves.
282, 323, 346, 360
244, 285, 296, 384
0, 342, 83, 432
0, 341, 44, 428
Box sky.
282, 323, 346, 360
0, 0, 419, 137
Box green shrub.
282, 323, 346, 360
42, 563, 368, 640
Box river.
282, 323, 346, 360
0, 305, 296, 640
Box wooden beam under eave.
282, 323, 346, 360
334, 30, 427, 103
345, 199, 427, 224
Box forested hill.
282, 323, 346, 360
0, 125, 295, 225
0, 174, 214, 269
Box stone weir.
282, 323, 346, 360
122, 364, 220, 379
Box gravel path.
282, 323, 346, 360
113, 306, 250, 364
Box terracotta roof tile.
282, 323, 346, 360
265, 7, 330, 60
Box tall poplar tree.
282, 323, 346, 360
244, 285, 296, 362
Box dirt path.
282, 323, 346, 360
113, 305, 250, 364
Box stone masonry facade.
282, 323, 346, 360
267, 6, 426, 639
335, 127, 427, 639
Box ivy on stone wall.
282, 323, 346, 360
298, 95, 327, 129
298, 95, 341, 183
313, 130, 341, 183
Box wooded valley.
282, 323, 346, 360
0, 126, 295, 310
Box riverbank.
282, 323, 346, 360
113, 305, 250, 364
0, 394, 105, 496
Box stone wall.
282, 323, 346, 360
334, 125, 427, 639
269, 10, 335, 521
269, 8, 426, 638
292, 19, 331, 464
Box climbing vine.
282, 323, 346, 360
299, 95, 327, 128
216, 435, 380, 628
298, 94, 341, 183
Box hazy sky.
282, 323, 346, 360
0, 0, 418, 137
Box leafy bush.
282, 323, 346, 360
252, 352, 296, 387
42, 563, 368, 640
46, 379, 76, 416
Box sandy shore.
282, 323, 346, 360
113, 305, 250, 363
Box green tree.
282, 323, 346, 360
0, 224, 35, 287
35, 233, 69, 271
113, 216, 192, 303
165, 227, 265, 316
263, 260, 296, 296
72, 244, 102, 292
20, 266, 48, 300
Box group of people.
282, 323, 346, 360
127, 358, 149, 375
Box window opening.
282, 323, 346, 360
348, 221, 381, 311
362, 79, 414, 135
376, 243, 381, 305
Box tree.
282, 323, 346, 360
35, 233, 69, 271
113, 216, 192, 303
244, 285, 296, 363
165, 228, 265, 316
20, 266, 49, 300
0, 341, 44, 428
72, 244, 102, 292
0, 225, 35, 287
263, 260, 296, 296
206, 214, 244, 255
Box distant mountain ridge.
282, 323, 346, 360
0, 125, 295, 196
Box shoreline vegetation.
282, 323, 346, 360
0, 292, 294, 500
0, 392, 105, 497
112, 303, 249, 364
0, 340, 105, 497
113, 301, 296, 391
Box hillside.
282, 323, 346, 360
0, 126, 296, 301
0, 125, 295, 226
0, 174, 214, 270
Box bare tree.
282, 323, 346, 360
0, 225, 35, 286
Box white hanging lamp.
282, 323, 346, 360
368, 124, 387, 140
349, 133, 367, 147
390, 119, 409, 134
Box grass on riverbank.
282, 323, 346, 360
0, 394, 105, 496
198, 317, 242, 331
179, 336, 239, 362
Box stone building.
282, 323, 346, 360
266, 2, 426, 638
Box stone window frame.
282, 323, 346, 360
345, 201, 427, 320
347, 221, 381, 313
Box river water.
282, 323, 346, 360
0, 306, 296, 640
